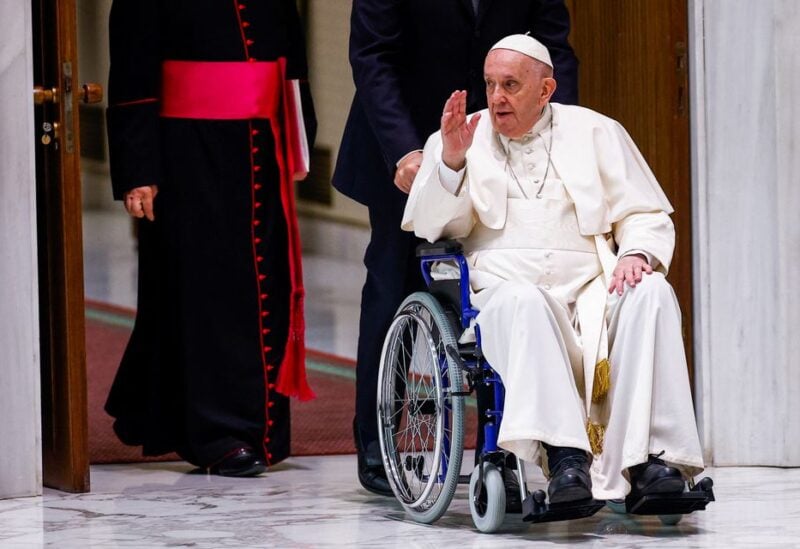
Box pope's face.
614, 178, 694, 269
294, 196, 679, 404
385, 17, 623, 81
484, 49, 556, 139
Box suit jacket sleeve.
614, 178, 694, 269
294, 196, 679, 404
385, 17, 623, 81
106, 0, 163, 200
350, 0, 423, 172
529, 0, 579, 105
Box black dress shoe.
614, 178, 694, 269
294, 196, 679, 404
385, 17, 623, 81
353, 421, 394, 497
357, 440, 394, 497
209, 447, 267, 477
503, 464, 523, 513
629, 454, 685, 497
546, 448, 592, 504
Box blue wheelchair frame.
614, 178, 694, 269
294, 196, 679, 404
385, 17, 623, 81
418, 249, 505, 459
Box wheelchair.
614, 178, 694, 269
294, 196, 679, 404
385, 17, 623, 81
376, 240, 715, 533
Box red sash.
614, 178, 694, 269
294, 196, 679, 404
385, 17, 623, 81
160, 59, 314, 401
161, 60, 281, 120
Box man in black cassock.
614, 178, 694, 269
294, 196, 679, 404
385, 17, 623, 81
332, 0, 578, 495
105, 0, 316, 477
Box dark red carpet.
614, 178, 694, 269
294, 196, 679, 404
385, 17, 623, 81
86, 301, 476, 464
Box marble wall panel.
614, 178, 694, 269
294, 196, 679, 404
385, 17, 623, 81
0, 2, 42, 497
691, 0, 800, 465
772, 0, 800, 465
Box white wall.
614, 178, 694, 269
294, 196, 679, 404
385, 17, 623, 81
301, 0, 368, 227
691, 0, 800, 466
0, 1, 42, 497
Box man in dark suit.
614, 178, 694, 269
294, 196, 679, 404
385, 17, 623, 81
332, 0, 579, 496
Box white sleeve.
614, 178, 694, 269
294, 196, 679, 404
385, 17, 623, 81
396, 149, 424, 167
621, 249, 659, 270
613, 211, 674, 274
438, 163, 466, 195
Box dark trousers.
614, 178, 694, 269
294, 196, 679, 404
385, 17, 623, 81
354, 189, 426, 447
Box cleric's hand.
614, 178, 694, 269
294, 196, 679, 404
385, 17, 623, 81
608, 253, 653, 295
441, 90, 481, 171
123, 185, 159, 221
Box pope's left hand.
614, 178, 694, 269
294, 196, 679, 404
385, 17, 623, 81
608, 254, 653, 295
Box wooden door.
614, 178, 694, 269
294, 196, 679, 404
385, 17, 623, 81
32, 0, 91, 492
564, 0, 694, 379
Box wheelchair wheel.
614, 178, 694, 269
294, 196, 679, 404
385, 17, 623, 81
469, 462, 506, 533
606, 499, 627, 514
377, 291, 465, 524
659, 514, 682, 526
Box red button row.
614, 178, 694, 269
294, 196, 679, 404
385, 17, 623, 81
238, 4, 256, 61
249, 116, 276, 445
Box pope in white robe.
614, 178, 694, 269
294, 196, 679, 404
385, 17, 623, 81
401, 34, 704, 502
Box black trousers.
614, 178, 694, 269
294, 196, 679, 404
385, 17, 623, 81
354, 187, 426, 446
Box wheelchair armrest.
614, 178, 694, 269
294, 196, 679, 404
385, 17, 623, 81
416, 239, 463, 258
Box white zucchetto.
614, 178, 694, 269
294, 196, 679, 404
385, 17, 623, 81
489, 33, 553, 68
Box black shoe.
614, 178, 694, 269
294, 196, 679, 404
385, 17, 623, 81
357, 440, 393, 496
353, 421, 393, 497
209, 447, 267, 477
629, 454, 685, 497
546, 447, 592, 504
503, 463, 523, 513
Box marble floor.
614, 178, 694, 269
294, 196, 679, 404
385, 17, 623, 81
4, 209, 798, 547
3, 457, 800, 548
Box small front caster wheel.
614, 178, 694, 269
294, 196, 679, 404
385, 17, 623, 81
469, 462, 506, 533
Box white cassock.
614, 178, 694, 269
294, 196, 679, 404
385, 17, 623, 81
401, 103, 704, 499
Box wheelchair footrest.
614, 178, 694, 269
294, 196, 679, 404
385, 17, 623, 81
522, 490, 605, 524
626, 477, 715, 516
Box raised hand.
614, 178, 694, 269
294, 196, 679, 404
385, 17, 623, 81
441, 90, 481, 171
